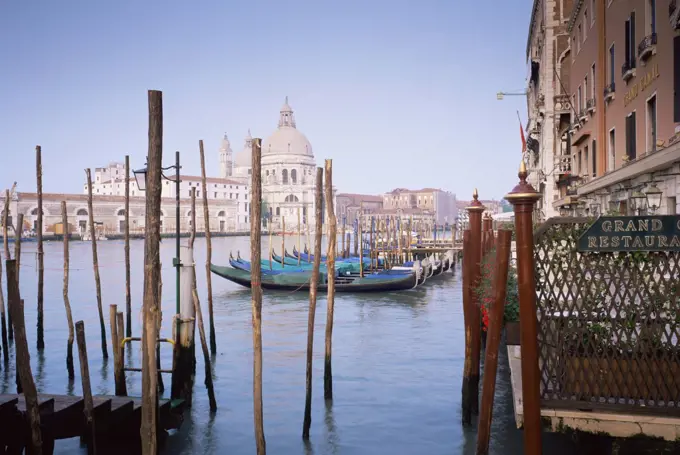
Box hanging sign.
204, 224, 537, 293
577, 216, 680, 252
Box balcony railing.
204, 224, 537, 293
638, 33, 657, 61
621, 60, 636, 81
604, 82, 615, 102
586, 98, 596, 113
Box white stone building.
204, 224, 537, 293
525, 0, 574, 220
232, 97, 331, 228
382, 188, 458, 225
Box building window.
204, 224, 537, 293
609, 44, 615, 85
577, 24, 582, 52
647, 0, 656, 35
291, 169, 297, 184
214, 192, 217, 198
584, 76, 588, 103
646, 94, 657, 154
591, 64, 596, 99
590, 0, 596, 26
624, 13, 636, 68
583, 10, 588, 39
578, 150, 583, 174
592, 140, 597, 177
608, 129, 616, 171
282, 169, 288, 184
578, 85, 582, 112
584, 145, 589, 176
625, 112, 637, 161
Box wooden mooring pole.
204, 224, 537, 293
199, 140, 217, 355
466, 189, 485, 416
2, 189, 10, 344
303, 167, 323, 440
85, 168, 108, 359
36, 145, 45, 350
0, 199, 7, 363
171, 189, 198, 405
62, 201, 75, 379
461, 229, 473, 425
111, 304, 127, 396
505, 162, 543, 455
140, 89, 163, 455
125, 155, 132, 338
476, 230, 512, 455
250, 137, 267, 455
7, 258, 43, 453
324, 160, 336, 401
14, 213, 23, 287
75, 321, 97, 455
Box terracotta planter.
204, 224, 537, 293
505, 321, 520, 345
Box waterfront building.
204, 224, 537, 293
86, 162, 249, 230
382, 188, 458, 225
563, 0, 680, 215
525, 0, 575, 219
232, 97, 332, 228
336, 193, 383, 228
1, 191, 237, 236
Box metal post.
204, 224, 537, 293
505, 161, 542, 455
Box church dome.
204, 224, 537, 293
262, 97, 313, 158
234, 130, 253, 168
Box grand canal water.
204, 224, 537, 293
1, 235, 675, 454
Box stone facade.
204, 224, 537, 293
382, 188, 458, 225
1, 191, 238, 236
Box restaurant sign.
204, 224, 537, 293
577, 216, 680, 252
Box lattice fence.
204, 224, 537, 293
534, 217, 680, 414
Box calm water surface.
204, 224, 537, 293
1, 236, 671, 454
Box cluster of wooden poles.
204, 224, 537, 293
462, 166, 543, 455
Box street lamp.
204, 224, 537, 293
645, 183, 663, 213
630, 189, 647, 215
135, 151, 182, 319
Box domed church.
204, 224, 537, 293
231, 97, 324, 228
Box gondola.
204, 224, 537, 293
210, 263, 419, 293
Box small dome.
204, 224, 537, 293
262, 97, 314, 158
220, 133, 231, 151
234, 130, 252, 168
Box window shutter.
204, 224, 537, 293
674, 37, 680, 122
631, 112, 637, 159
625, 20, 630, 64
592, 140, 597, 176
625, 115, 631, 160
631, 12, 636, 62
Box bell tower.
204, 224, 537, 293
219, 133, 233, 178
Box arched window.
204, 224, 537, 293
282, 169, 288, 184
117, 209, 125, 216
30, 208, 44, 215
77, 209, 88, 216
276, 207, 280, 216
217, 211, 226, 217
284, 194, 299, 202
291, 169, 297, 184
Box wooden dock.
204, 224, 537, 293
0, 393, 184, 454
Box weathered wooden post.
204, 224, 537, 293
171, 189, 197, 405
250, 137, 267, 455
75, 321, 97, 455
298, 208, 302, 266
303, 167, 323, 440
110, 304, 126, 396
461, 229, 473, 425
14, 213, 23, 285
324, 160, 336, 401
476, 230, 512, 455
85, 168, 108, 359
36, 145, 45, 350
7, 260, 42, 453
2, 189, 10, 343
0, 201, 7, 363
466, 189, 485, 416
140, 89, 163, 455
116, 311, 127, 395
341, 216, 345, 259
199, 140, 217, 354
505, 161, 543, 455
124, 155, 132, 338
62, 202, 75, 379
281, 216, 285, 268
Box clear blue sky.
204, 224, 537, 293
0, 0, 531, 201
